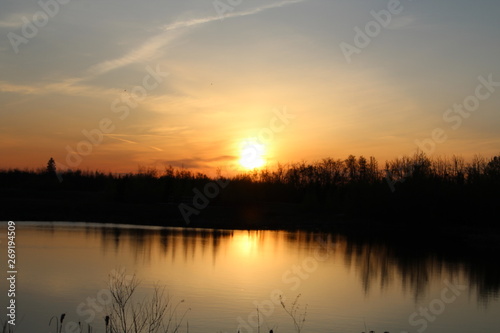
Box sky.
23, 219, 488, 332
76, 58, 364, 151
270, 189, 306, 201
1, 0, 500, 174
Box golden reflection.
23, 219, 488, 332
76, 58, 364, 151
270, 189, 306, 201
20, 223, 500, 305
233, 232, 259, 256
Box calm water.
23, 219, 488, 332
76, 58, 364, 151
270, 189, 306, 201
1, 222, 499, 333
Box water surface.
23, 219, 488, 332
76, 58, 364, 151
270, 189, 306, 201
1, 222, 499, 332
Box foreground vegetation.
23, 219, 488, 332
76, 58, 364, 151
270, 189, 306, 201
0, 271, 388, 333
1, 152, 499, 229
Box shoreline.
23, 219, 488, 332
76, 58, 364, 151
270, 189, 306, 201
2, 182, 500, 255
4, 198, 500, 255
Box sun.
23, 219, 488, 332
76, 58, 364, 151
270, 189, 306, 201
239, 139, 266, 170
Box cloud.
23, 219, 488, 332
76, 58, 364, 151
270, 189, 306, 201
0, 81, 40, 94
104, 134, 165, 152
1, 0, 308, 97
105, 135, 139, 145
151, 126, 189, 133
148, 146, 164, 152
87, 32, 181, 77
0, 13, 29, 29
0, 78, 118, 97
157, 155, 235, 169
86, 0, 307, 77
161, 0, 306, 31
387, 16, 418, 30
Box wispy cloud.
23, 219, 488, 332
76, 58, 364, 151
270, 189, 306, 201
87, 0, 307, 77
0, 13, 29, 29
105, 134, 164, 152
105, 135, 138, 145
87, 32, 181, 77
0, 81, 40, 94
387, 16, 425, 30
148, 146, 164, 152
1, 0, 307, 97
157, 155, 235, 169
0, 79, 119, 97
151, 126, 189, 133
161, 0, 306, 31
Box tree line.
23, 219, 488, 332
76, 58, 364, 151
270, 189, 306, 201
1, 152, 499, 227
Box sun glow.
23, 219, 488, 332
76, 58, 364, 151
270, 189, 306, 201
239, 139, 266, 170
233, 232, 259, 256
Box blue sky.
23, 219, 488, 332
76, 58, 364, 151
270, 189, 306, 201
1, 0, 499, 173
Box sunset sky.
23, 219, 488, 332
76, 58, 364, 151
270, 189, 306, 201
1, 0, 499, 174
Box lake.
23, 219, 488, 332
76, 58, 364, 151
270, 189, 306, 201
1, 222, 499, 332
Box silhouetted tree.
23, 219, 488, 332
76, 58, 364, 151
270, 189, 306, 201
345, 155, 358, 181
358, 156, 368, 181
46, 157, 56, 175
486, 155, 500, 178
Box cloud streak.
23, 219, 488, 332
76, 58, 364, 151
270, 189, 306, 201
1, 0, 307, 97
157, 155, 236, 169
87, 32, 181, 77
87, 0, 307, 77
0, 13, 30, 29
161, 0, 306, 31
0, 79, 119, 97
105, 134, 164, 152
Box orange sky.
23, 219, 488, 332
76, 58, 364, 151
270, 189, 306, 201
1, 0, 500, 175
